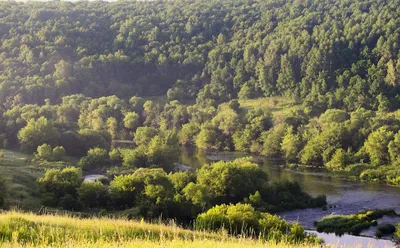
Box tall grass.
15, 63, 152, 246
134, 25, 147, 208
0, 238, 323, 248
0, 211, 323, 247
238, 97, 297, 110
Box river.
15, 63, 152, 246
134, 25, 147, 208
179, 149, 400, 247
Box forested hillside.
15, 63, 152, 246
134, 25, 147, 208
2, 0, 400, 245
1, 0, 400, 109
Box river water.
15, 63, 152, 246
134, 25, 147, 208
179, 149, 400, 247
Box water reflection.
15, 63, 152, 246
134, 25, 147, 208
307, 230, 395, 248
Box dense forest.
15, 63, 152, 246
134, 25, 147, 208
1, 0, 400, 107
1, 0, 400, 234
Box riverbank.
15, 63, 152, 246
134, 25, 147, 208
179, 150, 400, 241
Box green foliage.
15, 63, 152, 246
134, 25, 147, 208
197, 158, 268, 204
0, 211, 323, 247
326, 148, 352, 171
388, 131, 400, 163
315, 209, 397, 236
78, 129, 112, 154
109, 149, 122, 164
300, 123, 349, 166
110, 168, 174, 217
78, 148, 110, 171
195, 122, 220, 150
38, 167, 83, 207
123, 112, 140, 130
134, 127, 158, 147
360, 165, 400, 184
262, 180, 326, 212
262, 124, 288, 158
196, 203, 312, 243
18, 117, 59, 152
168, 171, 196, 192
121, 132, 179, 171
364, 126, 394, 166
36, 144, 66, 161
212, 107, 240, 136
52, 146, 66, 161
182, 182, 210, 208
0, 0, 400, 188
120, 148, 148, 168
376, 223, 395, 238
36, 144, 53, 161
281, 126, 302, 161
179, 122, 200, 146
109, 173, 137, 209
147, 134, 179, 171
78, 181, 109, 208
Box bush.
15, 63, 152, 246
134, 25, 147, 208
376, 223, 396, 238
315, 195, 327, 207
52, 146, 66, 161
196, 203, 312, 243
109, 149, 122, 164
196, 158, 268, 204
120, 148, 147, 168
36, 144, 53, 160
195, 203, 261, 234
315, 209, 397, 236
78, 148, 110, 171
78, 181, 110, 208
59, 194, 83, 211
38, 167, 83, 205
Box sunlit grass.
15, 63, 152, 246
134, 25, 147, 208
238, 97, 298, 111
0, 149, 74, 210
0, 211, 324, 248
0, 239, 324, 248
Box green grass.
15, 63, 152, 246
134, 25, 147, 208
0, 149, 74, 210
314, 209, 397, 236
0, 211, 323, 248
239, 97, 298, 112
359, 165, 400, 185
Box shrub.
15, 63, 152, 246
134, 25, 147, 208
78, 147, 110, 171
36, 144, 53, 160
38, 167, 83, 205
109, 149, 122, 164
315, 209, 397, 236
59, 194, 83, 211
52, 146, 66, 161
376, 223, 396, 238
78, 181, 110, 208
196, 203, 312, 243
315, 195, 327, 207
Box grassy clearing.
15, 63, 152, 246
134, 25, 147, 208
238, 97, 298, 112
0, 211, 322, 248
0, 149, 73, 210
314, 209, 397, 236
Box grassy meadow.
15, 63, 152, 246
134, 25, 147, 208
0, 211, 323, 248
0, 149, 73, 210
238, 97, 298, 111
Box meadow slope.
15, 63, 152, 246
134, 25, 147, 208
0, 211, 323, 248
